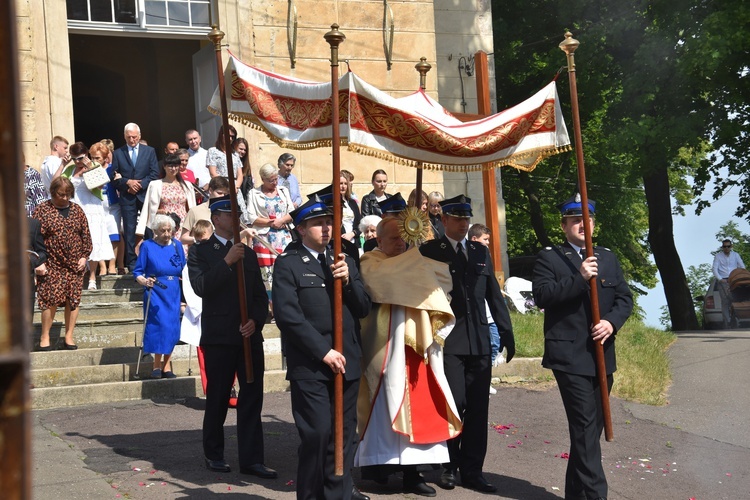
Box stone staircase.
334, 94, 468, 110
30, 274, 289, 410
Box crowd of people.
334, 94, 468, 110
24, 123, 632, 500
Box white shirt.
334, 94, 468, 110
40, 155, 63, 190
713, 250, 745, 280
445, 235, 468, 259
187, 147, 209, 187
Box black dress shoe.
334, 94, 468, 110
35, 344, 53, 352
437, 468, 457, 490
240, 463, 278, 479
461, 474, 497, 493
62, 343, 78, 350
351, 486, 370, 500
204, 457, 231, 472
403, 478, 436, 497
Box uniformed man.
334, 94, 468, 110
419, 194, 515, 493
532, 194, 633, 500
272, 196, 372, 500
187, 195, 276, 478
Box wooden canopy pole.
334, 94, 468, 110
207, 25, 254, 383
324, 23, 346, 476
560, 32, 613, 441
474, 52, 503, 283
413, 57, 431, 207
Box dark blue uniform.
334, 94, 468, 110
273, 244, 371, 500
188, 235, 269, 469
419, 236, 514, 481
532, 242, 633, 500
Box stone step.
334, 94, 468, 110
30, 369, 289, 410
32, 319, 282, 348
86, 274, 138, 290
31, 340, 283, 377
33, 301, 143, 323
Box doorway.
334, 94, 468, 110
68, 34, 202, 155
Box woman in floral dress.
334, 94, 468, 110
245, 163, 294, 306
33, 177, 92, 350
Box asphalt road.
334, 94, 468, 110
33, 329, 750, 499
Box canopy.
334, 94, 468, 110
209, 54, 571, 171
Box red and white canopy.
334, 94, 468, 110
209, 54, 571, 171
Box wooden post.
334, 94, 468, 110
0, 0, 32, 496
324, 23, 346, 476
560, 32, 614, 441
207, 25, 254, 383
474, 51, 504, 284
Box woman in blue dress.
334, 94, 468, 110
134, 213, 186, 379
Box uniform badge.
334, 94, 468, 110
213, 243, 221, 250
440, 242, 447, 249
301, 256, 310, 263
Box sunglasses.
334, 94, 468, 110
73, 155, 87, 162
723, 245, 732, 248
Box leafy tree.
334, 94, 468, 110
491, 0, 747, 329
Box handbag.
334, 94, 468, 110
82, 166, 110, 190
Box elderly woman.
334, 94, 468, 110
52, 141, 115, 289
246, 163, 294, 303
136, 153, 197, 240
133, 214, 186, 379
359, 214, 382, 248
33, 177, 92, 350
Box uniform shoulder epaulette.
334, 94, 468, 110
596, 246, 612, 252
543, 246, 553, 251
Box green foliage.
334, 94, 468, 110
510, 311, 675, 405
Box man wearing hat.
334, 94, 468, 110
305, 186, 363, 267
361, 192, 407, 253
272, 196, 372, 500
419, 194, 515, 493
187, 195, 276, 478
532, 194, 633, 500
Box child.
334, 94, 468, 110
191, 219, 214, 243
468, 224, 504, 396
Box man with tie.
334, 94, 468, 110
272, 196, 371, 500
111, 123, 160, 271
532, 194, 633, 500
419, 195, 514, 494
187, 195, 275, 478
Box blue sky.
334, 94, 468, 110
639, 184, 749, 328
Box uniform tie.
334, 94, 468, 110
455, 242, 467, 271
317, 252, 329, 277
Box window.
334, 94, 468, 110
67, 0, 210, 29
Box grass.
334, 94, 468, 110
509, 311, 676, 405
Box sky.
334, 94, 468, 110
639, 183, 749, 328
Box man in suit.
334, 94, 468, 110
419, 194, 515, 494
187, 195, 276, 479
532, 194, 633, 500
272, 197, 372, 500
111, 123, 160, 271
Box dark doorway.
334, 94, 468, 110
69, 34, 201, 157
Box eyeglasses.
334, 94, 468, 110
73, 155, 86, 162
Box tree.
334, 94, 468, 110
491, 0, 747, 329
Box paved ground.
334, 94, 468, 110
33, 329, 750, 499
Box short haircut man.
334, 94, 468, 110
272, 197, 371, 499
532, 194, 633, 500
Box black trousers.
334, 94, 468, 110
443, 353, 492, 477
202, 343, 265, 467
290, 378, 359, 500
120, 197, 143, 271
553, 370, 613, 500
